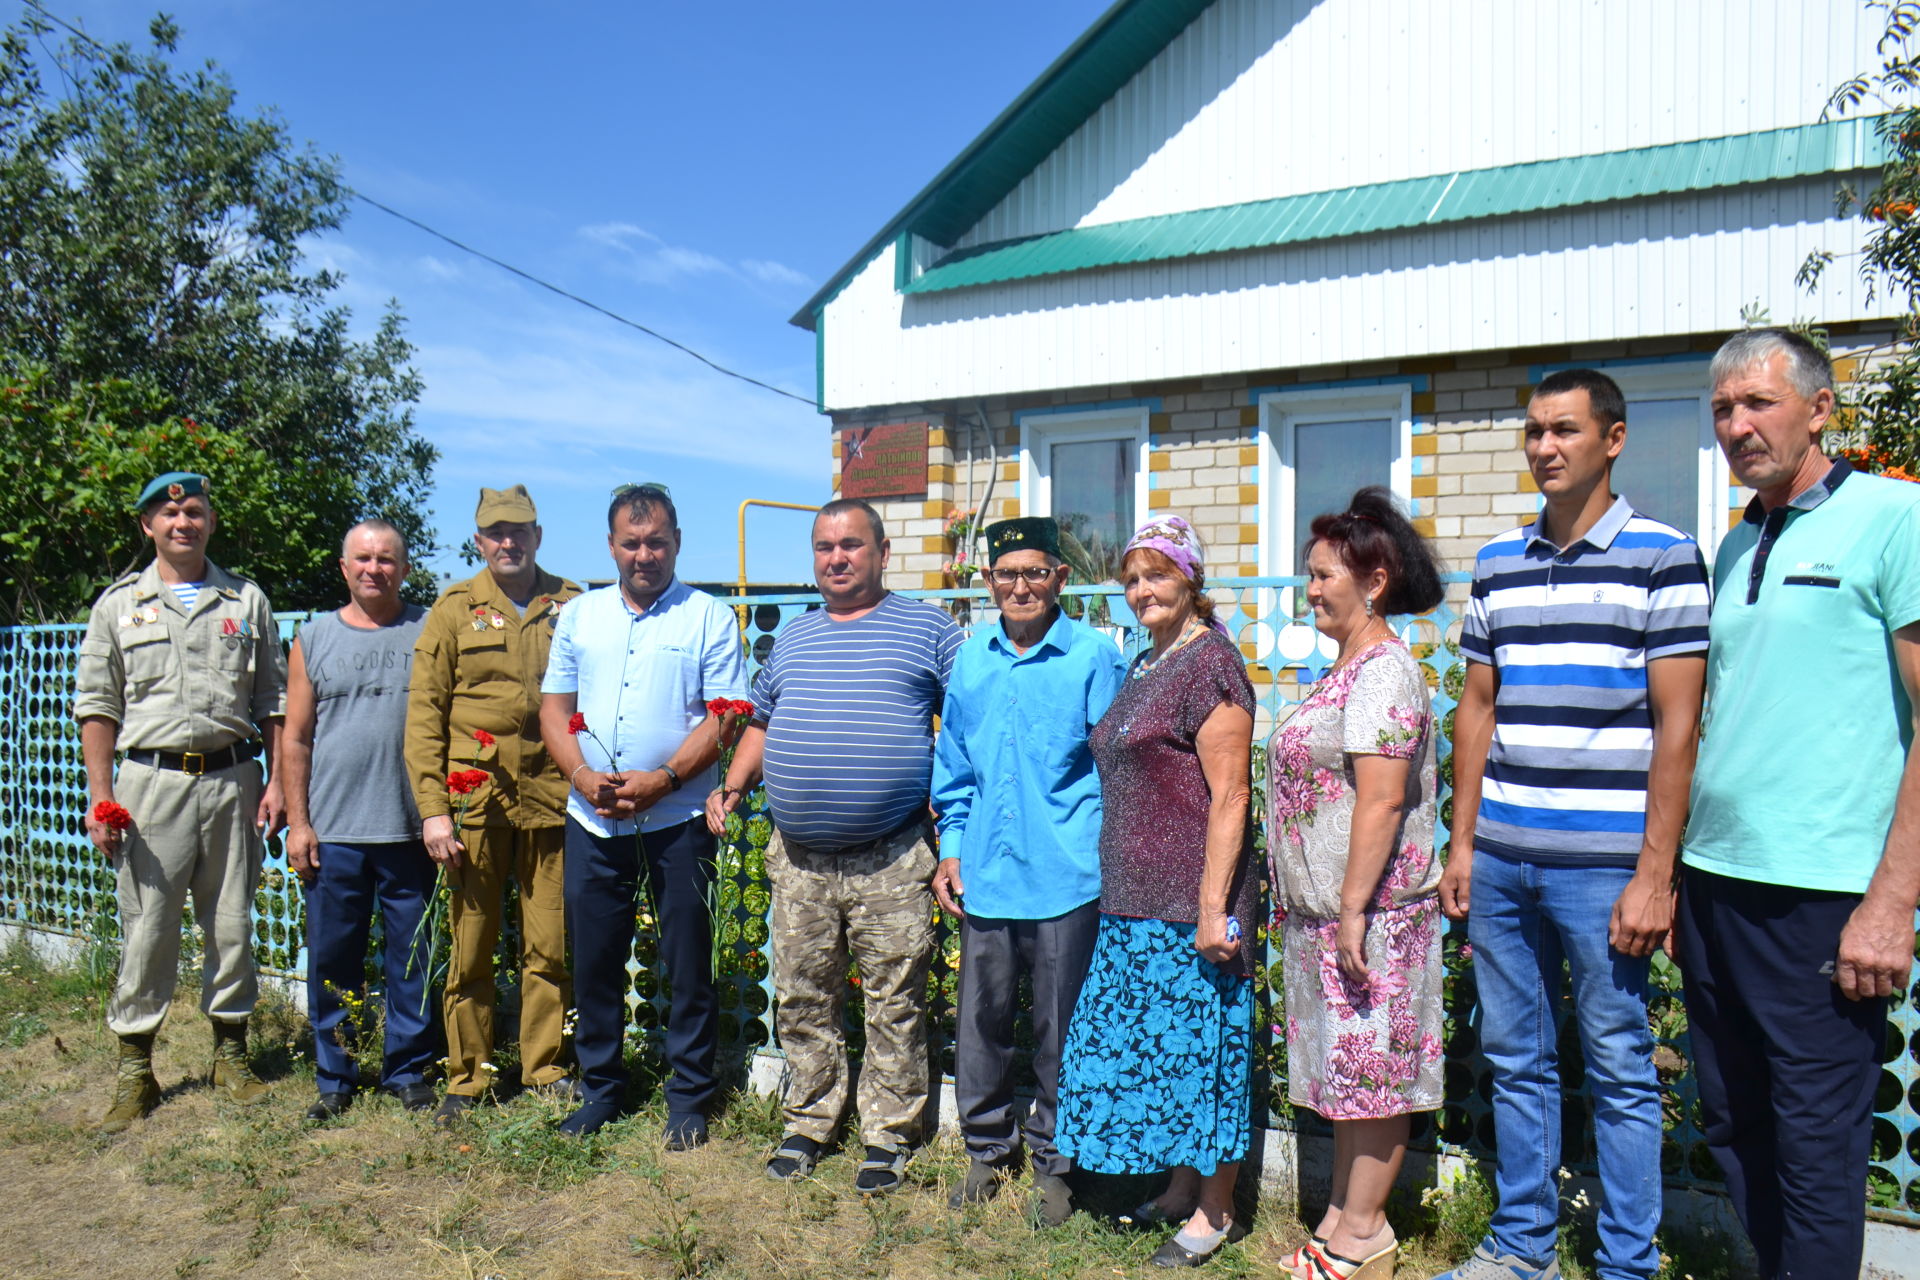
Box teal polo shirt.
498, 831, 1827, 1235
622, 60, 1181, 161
1684, 460, 1920, 893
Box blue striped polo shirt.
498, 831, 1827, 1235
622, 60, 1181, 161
1460, 496, 1710, 867
754, 592, 964, 849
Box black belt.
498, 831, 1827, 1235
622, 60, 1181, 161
126, 741, 260, 776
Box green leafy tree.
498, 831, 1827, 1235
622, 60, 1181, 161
0, 11, 438, 622
1803, 0, 1920, 481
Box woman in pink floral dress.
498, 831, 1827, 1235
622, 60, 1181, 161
1267, 487, 1446, 1280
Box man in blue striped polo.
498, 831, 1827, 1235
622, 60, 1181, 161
1436, 368, 1710, 1280
706, 497, 963, 1196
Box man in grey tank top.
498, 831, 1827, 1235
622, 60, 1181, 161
281, 520, 437, 1120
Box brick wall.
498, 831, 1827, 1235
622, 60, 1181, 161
829, 326, 1890, 593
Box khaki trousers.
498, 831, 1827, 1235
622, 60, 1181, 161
107, 758, 264, 1037
444, 824, 569, 1095
767, 825, 936, 1151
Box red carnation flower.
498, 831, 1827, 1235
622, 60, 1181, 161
447, 769, 488, 796
91, 800, 132, 831
567, 712, 589, 735
728, 699, 754, 718
474, 729, 496, 749
706, 698, 730, 717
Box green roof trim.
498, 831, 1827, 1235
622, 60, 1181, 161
791, 0, 1217, 330
901, 117, 1890, 295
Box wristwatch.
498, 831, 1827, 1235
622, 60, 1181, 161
659, 763, 682, 792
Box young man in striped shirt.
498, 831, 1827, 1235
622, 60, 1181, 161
1436, 369, 1710, 1280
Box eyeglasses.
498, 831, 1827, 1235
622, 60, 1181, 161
987, 566, 1060, 585
611, 482, 672, 497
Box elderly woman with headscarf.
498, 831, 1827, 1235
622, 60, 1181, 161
1054, 514, 1259, 1269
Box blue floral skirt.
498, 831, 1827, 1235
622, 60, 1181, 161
1054, 914, 1253, 1175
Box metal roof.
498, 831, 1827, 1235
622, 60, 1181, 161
789, 0, 1217, 330
901, 116, 1890, 295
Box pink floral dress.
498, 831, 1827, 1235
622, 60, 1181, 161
1266, 638, 1443, 1120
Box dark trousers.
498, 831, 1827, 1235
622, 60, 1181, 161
954, 899, 1101, 1177
564, 816, 717, 1115
305, 839, 438, 1093
1678, 866, 1888, 1279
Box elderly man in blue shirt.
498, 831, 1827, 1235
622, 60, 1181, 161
932, 516, 1125, 1225
539, 484, 748, 1144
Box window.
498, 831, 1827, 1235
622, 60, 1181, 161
1601, 364, 1726, 552
1259, 386, 1414, 577
1019, 408, 1150, 582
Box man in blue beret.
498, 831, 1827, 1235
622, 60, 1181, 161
931, 516, 1123, 1224
73, 471, 289, 1132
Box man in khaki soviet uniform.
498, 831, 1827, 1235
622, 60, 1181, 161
74, 471, 288, 1133
406, 485, 582, 1124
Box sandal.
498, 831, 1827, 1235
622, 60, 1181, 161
765, 1133, 821, 1181
1296, 1239, 1396, 1280
1278, 1235, 1329, 1277
854, 1143, 910, 1195
1150, 1217, 1249, 1268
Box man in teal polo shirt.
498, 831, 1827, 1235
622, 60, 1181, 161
931, 516, 1124, 1225
1679, 328, 1920, 1280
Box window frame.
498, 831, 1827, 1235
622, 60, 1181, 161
1016, 406, 1152, 561
1599, 361, 1728, 558
1257, 384, 1415, 580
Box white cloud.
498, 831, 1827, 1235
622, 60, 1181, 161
417, 255, 464, 281
578, 221, 732, 285
741, 258, 812, 288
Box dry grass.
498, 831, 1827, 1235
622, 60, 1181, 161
0, 938, 1741, 1279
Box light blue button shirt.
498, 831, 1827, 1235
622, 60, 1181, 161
931, 609, 1124, 919
541, 578, 748, 837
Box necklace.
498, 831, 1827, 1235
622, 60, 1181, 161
1129, 619, 1203, 681
1326, 621, 1394, 677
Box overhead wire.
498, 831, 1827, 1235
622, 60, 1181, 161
18, 0, 818, 409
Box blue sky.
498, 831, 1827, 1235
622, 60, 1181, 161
38, 0, 1111, 589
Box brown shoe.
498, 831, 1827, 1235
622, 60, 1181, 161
210, 1020, 268, 1104
99, 1033, 159, 1134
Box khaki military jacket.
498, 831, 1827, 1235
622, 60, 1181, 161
405, 567, 581, 828
73, 560, 288, 751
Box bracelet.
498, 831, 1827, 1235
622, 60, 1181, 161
659, 763, 682, 792
570, 763, 591, 789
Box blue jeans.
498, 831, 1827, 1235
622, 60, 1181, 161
305, 840, 438, 1093
1467, 852, 1661, 1280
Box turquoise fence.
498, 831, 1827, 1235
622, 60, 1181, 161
3, 575, 1917, 1222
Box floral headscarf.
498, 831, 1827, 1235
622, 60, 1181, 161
1121, 514, 1230, 634
1121, 514, 1208, 583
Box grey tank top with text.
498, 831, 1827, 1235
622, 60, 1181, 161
301, 605, 426, 842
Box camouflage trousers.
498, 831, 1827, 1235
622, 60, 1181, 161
766, 823, 936, 1152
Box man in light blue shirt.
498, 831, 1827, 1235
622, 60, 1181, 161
931, 516, 1123, 1225
539, 484, 747, 1143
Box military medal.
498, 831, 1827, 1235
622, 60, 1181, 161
490, 613, 505, 629
143, 606, 159, 623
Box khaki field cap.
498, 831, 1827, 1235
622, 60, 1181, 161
476, 484, 538, 526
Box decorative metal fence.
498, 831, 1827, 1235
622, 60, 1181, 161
3, 576, 1917, 1222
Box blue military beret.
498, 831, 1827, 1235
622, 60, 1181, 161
135, 471, 211, 511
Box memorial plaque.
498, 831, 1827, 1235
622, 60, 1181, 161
840, 422, 930, 500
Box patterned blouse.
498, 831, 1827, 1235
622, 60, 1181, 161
1266, 638, 1439, 920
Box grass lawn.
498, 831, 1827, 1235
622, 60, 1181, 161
0, 934, 1744, 1279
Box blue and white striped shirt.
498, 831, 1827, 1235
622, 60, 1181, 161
1460, 497, 1710, 867
754, 593, 964, 849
